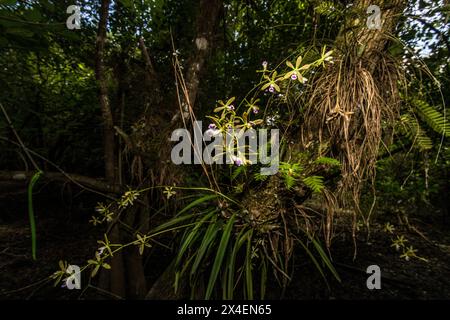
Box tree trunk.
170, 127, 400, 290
243, 0, 409, 271
173, 0, 223, 121
95, 0, 126, 298
95, 0, 116, 183
337, 0, 407, 70
144, 0, 223, 299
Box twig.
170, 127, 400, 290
0, 277, 51, 297
139, 37, 161, 89
0, 136, 119, 199
85, 284, 124, 300
0, 102, 39, 171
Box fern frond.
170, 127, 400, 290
314, 156, 341, 167
254, 172, 269, 182
231, 166, 245, 181
279, 162, 302, 190
284, 175, 296, 189
412, 99, 449, 137
303, 175, 325, 193
400, 114, 433, 151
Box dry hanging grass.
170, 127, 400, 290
302, 50, 402, 231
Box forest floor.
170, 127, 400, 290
283, 219, 450, 299
1, 187, 450, 300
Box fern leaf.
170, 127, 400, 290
400, 114, 433, 151
254, 172, 269, 182
279, 162, 302, 189
315, 156, 341, 167
284, 175, 297, 190
303, 175, 325, 193
412, 99, 450, 137
231, 166, 245, 181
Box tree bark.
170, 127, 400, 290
337, 0, 407, 71
144, 0, 223, 299
95, 0, 126, 298
139, 37, 162, 105
95, 0, 116, 183
173, 0, 223, 121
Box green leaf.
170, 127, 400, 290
260, 258, 267, 299
412, 98, 450, 137
177, 194, 217, 216
231, 165, 245, 181
244, 233, 253, 299
400, 114, 433, 151
284, 175, 297, 189
150, 213, 194, 234
303, 175, 325, 193
315, 157, 341, 167
174, 271, 180, 293
175, 211, 215, 266
23, 8, 42, 22
27, 170, 42, 260
205, 214, 236, 299
190, 216, 220, 277
296, 238, 328, 284
254, 172, 269, 182
227, 229, 252, 299
5, 27, 34, 38
279, 162, 302, 189
0, 0, 18, 6
309, 236, 341, 282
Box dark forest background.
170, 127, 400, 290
0, 0, 449, 300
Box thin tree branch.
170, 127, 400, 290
138, 37, 161, 92
0, 136, 120, 197
0, 170, 120, 194
0, 102, 40, 171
